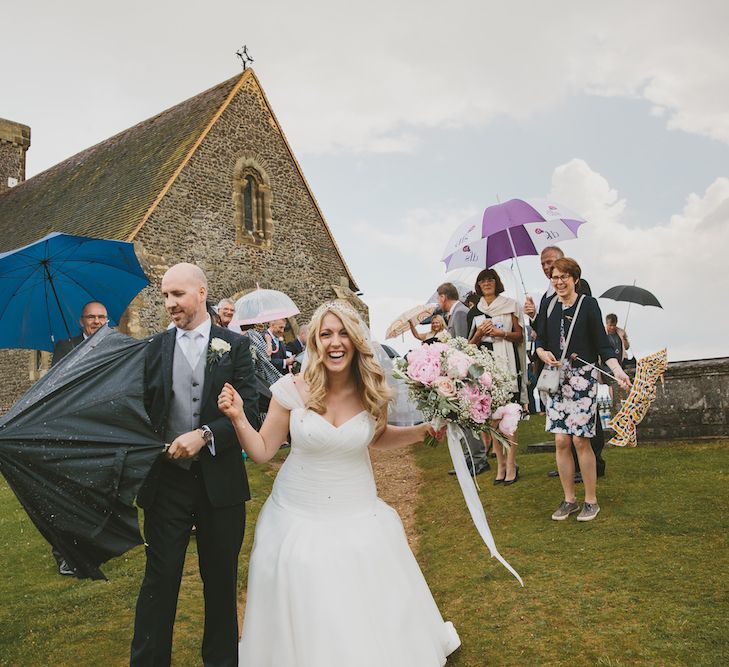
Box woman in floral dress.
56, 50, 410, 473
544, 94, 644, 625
534, 258, 630, 522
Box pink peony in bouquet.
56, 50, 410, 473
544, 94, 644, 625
393, 335, 521, 447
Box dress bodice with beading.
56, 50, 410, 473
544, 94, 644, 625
269, 375, 378, 518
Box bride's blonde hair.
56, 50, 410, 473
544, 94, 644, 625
304, 301, 392, 438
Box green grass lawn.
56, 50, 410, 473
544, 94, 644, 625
0, 455, 280, 667
1, 431, 728, 666
415, 423, 729, 667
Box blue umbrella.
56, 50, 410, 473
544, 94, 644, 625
0, 232, 149, 351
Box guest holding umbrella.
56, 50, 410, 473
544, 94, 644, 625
408, 314, 446, 345
535, 258, 630, 522
467, 268, 527, 485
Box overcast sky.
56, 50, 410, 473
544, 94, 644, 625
3, 0, 728, 361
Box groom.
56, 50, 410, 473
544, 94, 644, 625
130, 263, 259, 667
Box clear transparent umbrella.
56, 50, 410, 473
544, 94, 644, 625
233, 287, 300, 325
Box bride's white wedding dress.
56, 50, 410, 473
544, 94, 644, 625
238, 374, 461, 666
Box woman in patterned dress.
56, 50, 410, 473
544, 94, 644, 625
535, 258, 630, 522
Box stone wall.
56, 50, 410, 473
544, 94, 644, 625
132, 74, 360, 336
0, 118, 30, 195
635, 357, 729, 440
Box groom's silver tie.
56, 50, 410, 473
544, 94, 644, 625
180, 331, 203, 366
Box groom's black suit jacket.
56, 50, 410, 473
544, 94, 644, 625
137, 323, 260, 509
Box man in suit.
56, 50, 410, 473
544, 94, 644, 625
51, 301, 108, 367
49, 300, 109, 576
524, 246, 606, 480
436, 282, 490, 476
264, 319, 294, 374
130, 263, 259, 667
437, 282, 469, 339
286, 324, 308, 357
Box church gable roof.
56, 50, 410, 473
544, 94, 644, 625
0, 74, 241, 252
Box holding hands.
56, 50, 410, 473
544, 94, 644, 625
218, 382, 244, 420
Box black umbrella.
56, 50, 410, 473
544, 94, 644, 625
599, 283, 662, 329
0, 327, 163, 580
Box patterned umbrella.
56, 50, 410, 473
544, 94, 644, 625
441, 199, 587, 291
609, 348, 668, 447
385, 304, 437, 339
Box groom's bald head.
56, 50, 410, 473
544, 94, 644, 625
161, 263, 209, 331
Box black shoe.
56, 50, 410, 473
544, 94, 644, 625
574, 472, 583, 483
547, 470, 560, 478
503, 465, 520, 486
494, 475, 505, 485
58, 559, 76, 577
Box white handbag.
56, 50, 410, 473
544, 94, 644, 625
536, 296, 584, 394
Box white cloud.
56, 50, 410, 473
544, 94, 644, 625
5, 0, 729, 174
363, 160, 729, 360
547, 159, 729, 360
252, 0, 729, 154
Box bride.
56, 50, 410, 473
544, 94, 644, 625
217, 300, 461, 666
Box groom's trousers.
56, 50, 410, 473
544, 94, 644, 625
130, 461, 246, 667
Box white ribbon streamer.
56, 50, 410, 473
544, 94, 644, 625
446, 423, 524, 586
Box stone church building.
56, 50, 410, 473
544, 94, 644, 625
0, 69, 365, 412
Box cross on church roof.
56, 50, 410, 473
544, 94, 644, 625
236, 46, 254, 71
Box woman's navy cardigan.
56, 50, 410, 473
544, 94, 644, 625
534, 295, 617, 366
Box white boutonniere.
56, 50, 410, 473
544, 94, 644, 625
207, 337, 231, 368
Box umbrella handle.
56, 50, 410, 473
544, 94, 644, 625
623, 279, 636, 330
505, 228, 528, 296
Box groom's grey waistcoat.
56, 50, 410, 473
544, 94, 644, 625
166, 343, 206, 469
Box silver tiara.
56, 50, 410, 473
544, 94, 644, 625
312, 300, 360, 321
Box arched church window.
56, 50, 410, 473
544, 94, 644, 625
233, 157, 274, 248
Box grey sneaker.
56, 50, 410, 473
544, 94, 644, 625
577, 502, 601, 522
551, 501, 580, 521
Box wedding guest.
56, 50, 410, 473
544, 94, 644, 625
239, 324, 282, 388
265, 319, 294, 374
51, 301, 108, 367
217, 300, 460, 664
605, 314, 630, 364
408, 314, 446, 345
467, 268, 527, 485
217, 298, 236, 328
286, 324, 308, 356
50, 300, 109, 577
535, 258, 630, 522
437, 282, 469, 339
525, 246, 606, 480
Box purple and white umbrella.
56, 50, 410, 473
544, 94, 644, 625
441, 199, 587, 284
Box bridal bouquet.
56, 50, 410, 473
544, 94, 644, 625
393, 334, 521, 447
393, 333, 524, 585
